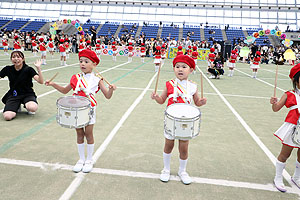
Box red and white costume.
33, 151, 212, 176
95, 43, 101, 54
14, 40, 21, 50
70, 72, 101, 124
128, 46, 133, 56
251, 56, 261, 69
79, 41, 85, 52
39, 42, 47, 56
208, 53, 216, 66
274, 90, 300, 148
2, 39, 8, 49
228, 54, 237, 68
48, 41, 54, 51
191, 51, 199, 65
32, 40, 38, 51
154, 50, 161, 64
165, 78, 197, 140
59, 43, 66, 57
140, 46, 146, 56
177, 46, 183, 56
112, 45, 117, 55
187, 46, 192, 56
64, 41, 70, 53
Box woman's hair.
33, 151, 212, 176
10, 51, 25, 65
293, 70, 300, 91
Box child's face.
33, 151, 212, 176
173, 62, 193, 81
79, 57, 96, 74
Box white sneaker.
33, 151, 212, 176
82, 160, 94, 173
73, 160, 85, 173
178, 171, 192, 185
160, 169, 170, 182
209, 75, 215, 79
17, 106, 22, 113
273, 178, 287, 192
27, 111, 35, 115
291, 177, 300, 189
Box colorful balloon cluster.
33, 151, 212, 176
250, 28, 293, 47
51, 19, 84, 36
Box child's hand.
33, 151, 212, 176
45, 80, 53, 86
151, 92, 159, 100
199, 97, 207, 106
34, 59, 42, 71
109, 84, 116, 91
270, 97, 278, 104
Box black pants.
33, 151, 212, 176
208, 68, 224, 77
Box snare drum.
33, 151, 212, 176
164, 104, 201, 140
56, 96, 91, 129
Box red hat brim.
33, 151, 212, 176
173, 55, 195, 70
78, 49, 100, 65
289, 64, 300, 79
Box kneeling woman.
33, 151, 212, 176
208, 52, 225, 79
0, 51, 44, 120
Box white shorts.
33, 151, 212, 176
96, 50, 101, 54
113, 50, 117, 55
194, 59, 197, 65
164, 131, 189, 141
274, 122, 300, 148
60, 52, 66, 57
140, 52, 146, 56
88, 107, 96, 125
162, 55, 166, 59
78, 49, 84, 52
3, 46, 8, 50
40, 51, 46, 56
32, 46, 38, 51
128, 52, 133, 56
49, 48, 54, 51
228, 62, 236, 68
154, 58, 161, 64
250, 64, 260, 69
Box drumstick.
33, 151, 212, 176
49, 72, 59, 82
200, 72, 203, 98
154, 64, 161, 94
273, 64, 279, 97
94, 69, 112, 86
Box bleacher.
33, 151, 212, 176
225, 27, 245, 45
21, 21, 47, 32
5, 19, 29, 31
204, 28, 223, 45
0, 19, 11, 28
97, 22, 119, 36
82, 22, 100, 35
118, 23, 139, 38
140, 24, 159, 39
246, 28, 270, 46
182, 25, 201, 41
161, 25, 179, 40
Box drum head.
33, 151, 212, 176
57, 96, 90, 108
166, 104, 200, 118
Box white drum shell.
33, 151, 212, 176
164, 104, 201, 140
56, 96, 91, 129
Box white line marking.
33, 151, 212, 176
197, 65, 300, 193
0, 58, 60, 69
59, 67, 158, 200
0, 157, 299, 195
261, 69, 289, 78
235, 68, 287, 92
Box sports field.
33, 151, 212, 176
0, 51, 299, 200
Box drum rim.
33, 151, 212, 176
56, 95, 91, 108
165, 103, 201, 120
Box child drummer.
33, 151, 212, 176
151, 54, 207, 184
45, 49, 116, 173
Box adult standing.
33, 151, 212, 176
90, 26, 97, 47
0, 51, 44, 121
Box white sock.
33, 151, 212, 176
141, 58, 144, 63
77, 143, 85, 161
179, 158, 188, 173
293, 160, 300, 180
163, 152, 171, 171
61, 61, 63, 65
275, 159, 286, 183
86, 144, 94, 161
64, 61, 66, 65
231, 70, 234, 76
155, 65, 159, 72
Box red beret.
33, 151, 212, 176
112, 41, 116, 45
14, 35, 18, 39
49, 38, 52, 41
78, 49, 100, 65
173, 55, 195, 70
231, 50, 235, 54
156, 46, 161, 50
141, 43, 145, 46
59, 39, 64, 43
188, 46, 192, 49
39, 38, 44, 42
289, 64, 300, 79
210, 48, 215, 53
129, 42, 133, 45
86, 40, 91, 44
162, 44, 166, 48
178, 46, 182, 50
80, 39, 83, 42
32, 36, 36, 40
193, 46, 197, 50
256, 51, 261, 55
97, 39, 101, 43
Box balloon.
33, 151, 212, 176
67, 19, 71, 24
276, 31, 282, 37
75, 19, 80, 23
244, 36, 256, 45
253, 32, 259, 38
280, 33, 286, 40
282, 39, 293, 47
259, 30, 264, 36
63, 19, 67, 24
75, 22, 80, 28
80, 31, 84, 35
264, 29, 270, 35
270, 29, 276, 35
77, 26, 83, 31
71, 21, 76, 25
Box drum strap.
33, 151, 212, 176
289, 90, 300, 113
74, 73, 97, 106
169, 79, 192, 104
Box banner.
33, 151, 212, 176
100, 46, 141, 57
167, 47, 210, 60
